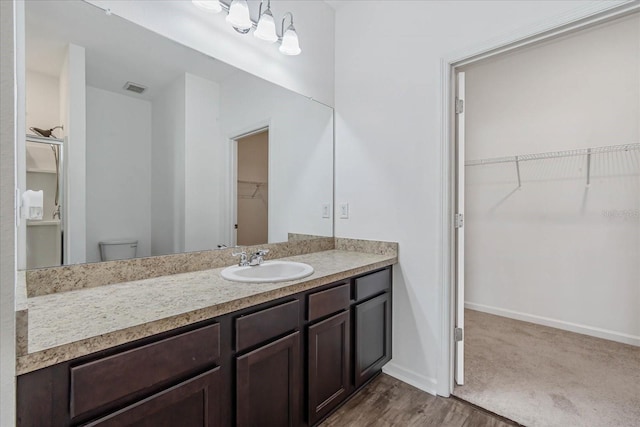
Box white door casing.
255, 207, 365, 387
454, 71, 465, 386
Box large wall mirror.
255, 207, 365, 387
19, 0, 334, 269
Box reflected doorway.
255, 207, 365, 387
235, 129, 269, 246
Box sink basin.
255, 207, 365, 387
221, 261, 314, 283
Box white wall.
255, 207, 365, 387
151, 75, 185, 256
220, 71, 334, 243
184, 73, 226, 252
86, 0, 335, 107
463, 15, 640, 344
333, 0, 630, 395
25, 70, 60, 135
60, 43, 87, 265
0, 0, 17, 422
465, 16, 639, 159
86, 86, 152, 263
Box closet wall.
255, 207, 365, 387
464, 15, 640, 345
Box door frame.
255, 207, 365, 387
438, 0, 640, 396
227, 122, 270, 246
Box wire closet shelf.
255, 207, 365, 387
464, 143, 640, 166
464, 143, 640, 188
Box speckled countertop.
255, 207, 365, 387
17, 249, 396, 375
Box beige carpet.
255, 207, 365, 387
453, 309, 640, 427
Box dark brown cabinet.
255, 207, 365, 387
70, 324, 221, 420
236, 332, 301, 427
307, 310, 350, 426
17, 266, 392, 427
82, 368, 221, 427
354, 292, 392, 388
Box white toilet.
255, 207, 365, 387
99, 239, 138, 261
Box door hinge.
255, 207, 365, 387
455, 98, 464, 114
455, 213, 464, 229
455, 327, 464, 342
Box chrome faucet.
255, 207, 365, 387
232, 249, 269, 267
248, 249, 269, 266
232, 251, 249, 267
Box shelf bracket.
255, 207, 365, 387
515, 156, 521, 188
586, 149, 592, 188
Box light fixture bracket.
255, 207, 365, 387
280, 11, 294, 38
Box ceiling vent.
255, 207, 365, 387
123, 81, 147, 94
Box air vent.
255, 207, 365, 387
123, 81, 147, 94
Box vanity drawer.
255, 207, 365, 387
307, 283, 350, 322
70, 323, 220, 419
354, 268, 391, 302
236, 300, 299, 352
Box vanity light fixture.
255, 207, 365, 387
254, 0, 277, 43
279, 12, 301, 56
226, 0, 252, 33
191, 0, 302, 55
192, 0, 222, 13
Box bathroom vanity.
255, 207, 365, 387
16, 243, 395, 427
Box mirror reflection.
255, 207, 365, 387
21, 0, 334, 269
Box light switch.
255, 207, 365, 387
339, 203, 349, 219
322, 204, 331, 218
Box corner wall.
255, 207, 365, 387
60, 44, 87, 265
184, 73, 226, 252
151, 75, 186, 256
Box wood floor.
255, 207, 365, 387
320, 374, 519, 427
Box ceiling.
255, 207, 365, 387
25, 0, 240, 101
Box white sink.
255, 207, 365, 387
221, 261, 314, 283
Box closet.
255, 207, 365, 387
453, 12, 640, 427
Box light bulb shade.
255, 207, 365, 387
192, 0, 222, 13
254, 11, 277, 43
279, 26, 301, 55
226, 0, 252, 30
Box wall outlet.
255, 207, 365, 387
322, 204, 331, 218
339, 203, 349, 219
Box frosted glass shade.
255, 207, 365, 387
226, 0, 252, 30
254, 10, 277, 43
279, 26, 301, 55
192, 0, 222, 13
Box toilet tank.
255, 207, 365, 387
99, 239, 138, 261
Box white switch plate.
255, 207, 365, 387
339, 203, 349, 219
322, 204, 331, 218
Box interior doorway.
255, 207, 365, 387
235, 129, 269, 246
451, 11, 640, 427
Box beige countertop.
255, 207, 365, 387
17, 249, 396, 375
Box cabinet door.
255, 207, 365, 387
354, 292, 391, 388
82, 367, 221, 427
308, 310, 350, 426
236, 332, 301, 427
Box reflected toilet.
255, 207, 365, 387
99, 239, 138, 261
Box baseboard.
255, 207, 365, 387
465, 302, 640, 347
382, 362, 438, 396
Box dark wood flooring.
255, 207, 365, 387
320, 374, 519, 427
